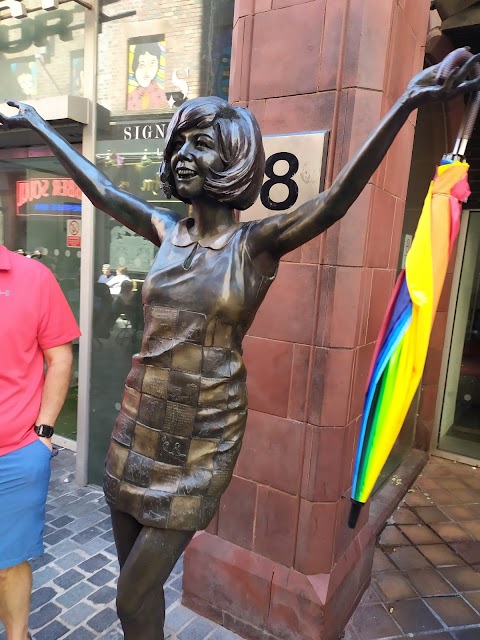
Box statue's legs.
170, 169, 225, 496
110, 508, 194, 640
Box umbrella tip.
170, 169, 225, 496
348, 500, 364, 529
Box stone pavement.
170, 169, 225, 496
0, 449, 241, 640
344, 455, 480, 640
3, 450, 480, 640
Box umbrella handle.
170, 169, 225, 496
436, 48, 480, 160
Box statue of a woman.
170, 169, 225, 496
1, 50, 478, 640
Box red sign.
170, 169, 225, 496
16, 178, 82, 216
67, 219, 81, 248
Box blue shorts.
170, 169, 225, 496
0, 439, 52, 570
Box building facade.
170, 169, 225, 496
0, 1, 479, 638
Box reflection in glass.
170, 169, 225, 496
88, 0, 235, 484
0, 1, 85, 101
0, 155, 81, 441
439, 213, 480, 458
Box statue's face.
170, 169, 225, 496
171, 125, 224, 200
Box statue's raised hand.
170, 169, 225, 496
0, 100, 41, 130
404, 49, 480, 108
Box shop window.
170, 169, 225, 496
88, 0, 235, 484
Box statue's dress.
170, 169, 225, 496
103, 218, 276, 530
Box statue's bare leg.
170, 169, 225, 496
110, 508, 193, 640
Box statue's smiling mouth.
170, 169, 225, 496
176, 167, 197, 180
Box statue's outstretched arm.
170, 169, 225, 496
248, 51, 480, 262
0, 101, 180, 245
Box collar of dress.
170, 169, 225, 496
170, 218, 243, 250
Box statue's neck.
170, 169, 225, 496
189, 198, 236, 241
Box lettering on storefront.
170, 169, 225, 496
0, 8, 74, 53
123, 123, 167, 141
0, 1, 59, 19
16, 178, 82, 216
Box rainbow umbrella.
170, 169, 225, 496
348, 48, 480, 529
348, 159, 470, 528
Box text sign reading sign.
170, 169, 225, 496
241, 131, 329, 222
16, 178, 82, 216
67, 218, 81, 247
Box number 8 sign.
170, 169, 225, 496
241, 130, 329, 222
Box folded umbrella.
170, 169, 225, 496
349, 50, 478, 529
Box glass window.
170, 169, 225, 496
88, 0, 235, 484
0, 0, 85, 100
0, 151, 81, 441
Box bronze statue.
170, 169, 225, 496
1, 49, 479, 640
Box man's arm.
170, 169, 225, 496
35, 343, 74, 450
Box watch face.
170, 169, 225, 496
35, 424, 54, 438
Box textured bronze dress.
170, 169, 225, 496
103, 218, 276, 530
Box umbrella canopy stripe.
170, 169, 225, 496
350, 160, 470, 522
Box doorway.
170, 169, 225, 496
0, 151, 81, 446
437, 210, 480, 460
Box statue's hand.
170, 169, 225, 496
0, 100, 41, 130
405, 49, 480, 107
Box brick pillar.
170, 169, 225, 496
183, 2, 431, 639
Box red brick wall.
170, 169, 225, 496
184, 2, 434, 638
219, 0, 432, 572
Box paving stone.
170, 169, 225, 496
62, 627, 96, 640
208, 627, 243, 640
30, 587, 59, 612
47, 538, 81, 559
387, 598, 443, 634
165, 586, 181, 609
87, 568, 117, 587
32, 565, 61, 588
71, 526, 103, 545
427, 595, 480, 627
50, 515, 75, 528
86, 607, 119, 633
29, 553, 55, 571
34, 621, 70, 640
100, 530, 115, 543
81, 537, 114, 556
60, 601, 97, 626
78, 553, 110, 573
55, 581, 95, 608
97, 629, 123, 640
87, 585, 117, 605
179, 616, 215, 640
56, 551, 88, 571
97, 516, 113, 531
29, 603, 63, 630
165, 604, 196, 633
54, 568, 85, 590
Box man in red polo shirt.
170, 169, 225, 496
0, 244, 81, 640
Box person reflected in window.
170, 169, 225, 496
97, 263, 114, 285
106, 266, 130, 296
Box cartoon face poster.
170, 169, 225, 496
127, 37, 168, 111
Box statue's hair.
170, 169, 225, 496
160, 96, 265, 210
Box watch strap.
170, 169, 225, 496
34, 424, 55, 438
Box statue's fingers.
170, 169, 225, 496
459, 75, 480, 94
6, 99, 20, 109
451, 53, 480, 86
443, 67, 464, 91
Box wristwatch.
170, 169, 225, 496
34, 424, 55, 438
